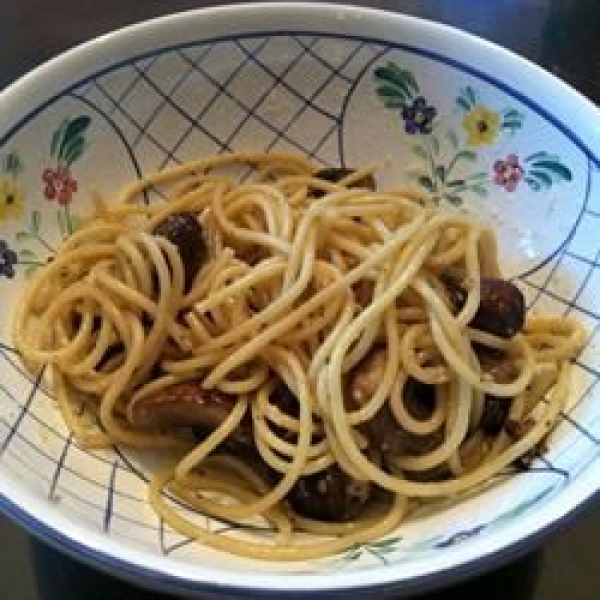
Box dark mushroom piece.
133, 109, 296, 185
475, 345, 518, 436
267, 381, 373, 522
443, 272, 525, 339
288, 466, 372, 522
152, 212, 207, 292
129, 379, 253, 447
129, 377, 373, 521
348, 348, 443, 459
309, 167, 376, 199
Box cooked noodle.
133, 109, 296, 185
13, 153, 585, 560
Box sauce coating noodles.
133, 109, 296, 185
13, 154, 585, 560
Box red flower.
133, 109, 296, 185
42, 165, 77, 205
493, 154, 523, 192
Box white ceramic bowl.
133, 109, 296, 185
0, 3, 599, 598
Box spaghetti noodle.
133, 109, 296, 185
13, 153, 585, 560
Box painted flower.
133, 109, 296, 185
401, 97, 436, 134
42, 166, 78, 205
0, 179, 25, 221
0, 240, 18, 278
493, 154, 524, 192
41, 115, 90, 207
462, 105, 500, 146
434, 524, 487, 548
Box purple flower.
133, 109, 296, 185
493, 154, 524, 192
0, 240, 17, 278
401, 97, 437, 134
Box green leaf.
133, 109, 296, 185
446, 130, 459, 149
376, 79, 411, 104
58, 115, 90, 162
525, 176, 541, 191
51, 118, 70, 158
501, 119, 523, 130
63, 136, 85, 166
470, 184, 489, 198
5, 150, 23, 177
412, 145, 428, 159
446, 179, 466, 188
418, 175, 434, 191
67, 212, 78, 234
456, 96, 470, 112
4, 151, 23, 177
503, 109, 522, 119
445, 193, 463, 205
56, 209, 67, 238
529, 169, 553, 189
525, 151, 556, 163
430, 135, 440, 156
31, 210, 41, 233
18, 248, 36, 259
15, 231, 30, 242
469, 171, 488, 180
466, 86, 477, 106
402, 69, 419, 95
530, 160, 572, 182
455, 149, 477, 162
382, 98, 406, 109
374, 63, 415, 100
435, 165, 446, 182
375, 84, 405, 99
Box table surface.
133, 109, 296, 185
1, 1, 599, 599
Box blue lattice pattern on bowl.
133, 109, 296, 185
0, 6, 599, 596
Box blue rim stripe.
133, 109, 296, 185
0, 31, 598, 168
1, 483, 599, 598
0, 28, 599, 597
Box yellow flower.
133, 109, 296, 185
462, 105, 500, 146
0, 179, 24, 221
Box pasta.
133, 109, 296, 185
13, 153, 586, 561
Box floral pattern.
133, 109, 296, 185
0, 240, 18, 279
402, 97, 436, 134
373, 62, 572, 206
462, 105, 500, 146
14, 207, 81, 278
0, 179, 24, 221
325, 486, 557, 568
0, 36, 589, 573
374, 62, 437, 135
42, 115, 90, 206
433, 525, 487, 549
493, 154, 524, 191
0, 116, 90, 282
42, 165, 78, 205
0, 151, 25, 222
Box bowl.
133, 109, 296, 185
0, 3, 599, 598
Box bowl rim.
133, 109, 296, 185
0, 2, 599, 596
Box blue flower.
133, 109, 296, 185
434, 524, 487, 548
0, 240, 18, 278
401, 97, 436, 134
